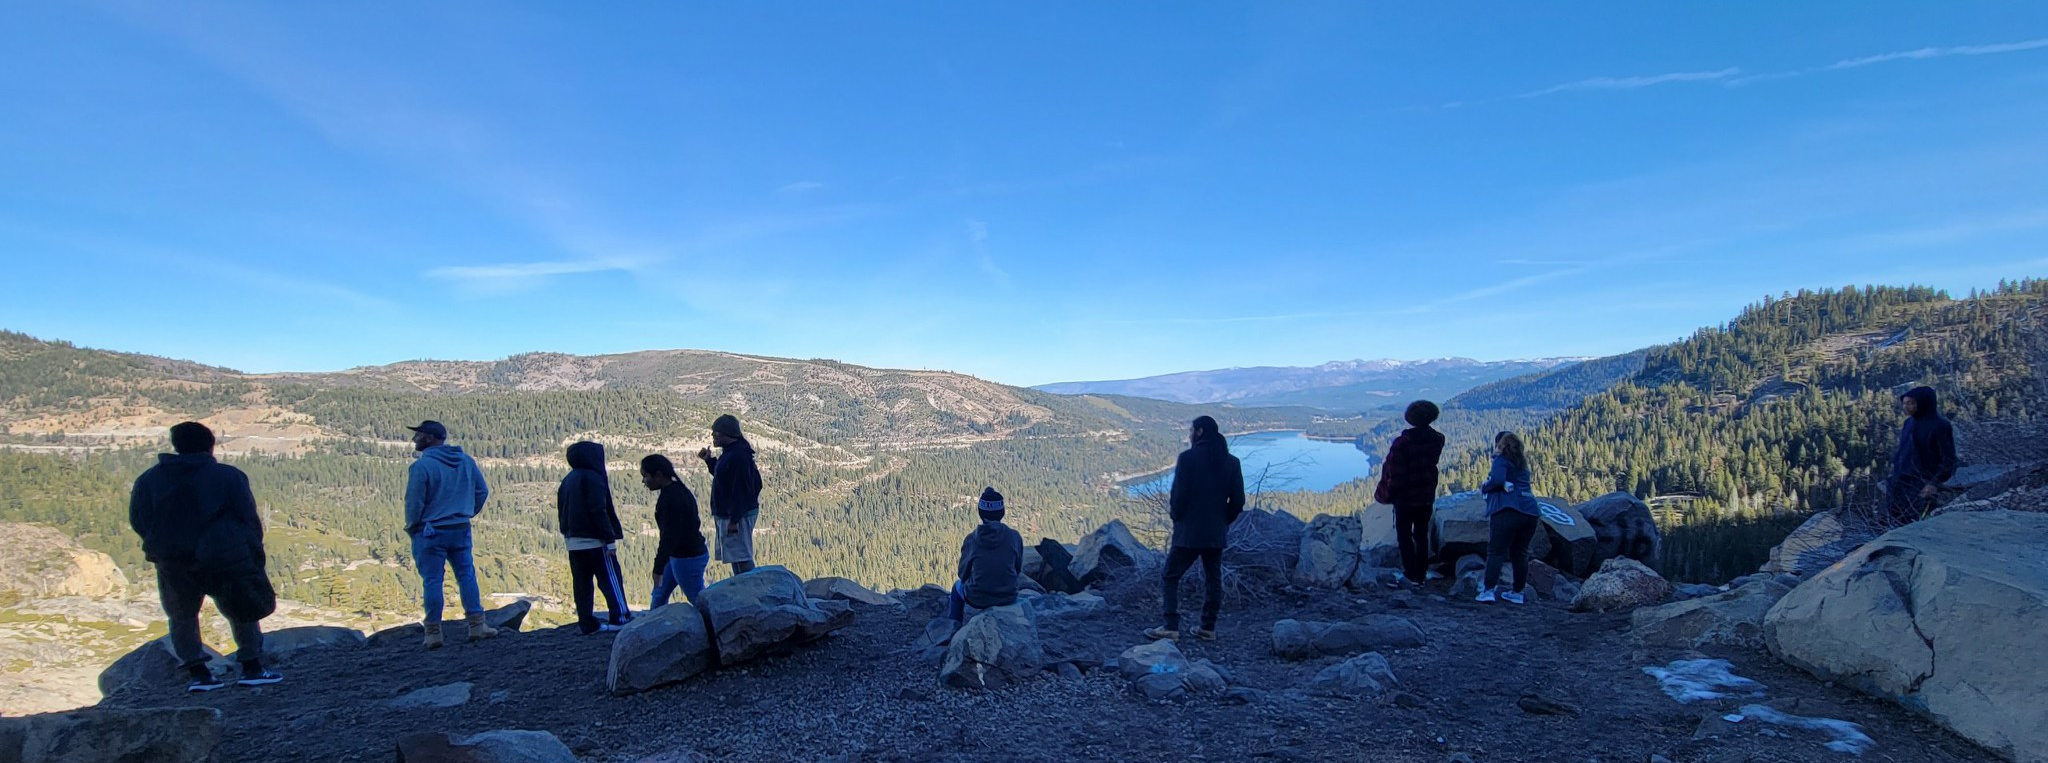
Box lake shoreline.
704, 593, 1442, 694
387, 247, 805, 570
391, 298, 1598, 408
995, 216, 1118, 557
1115, 430, 1376, 493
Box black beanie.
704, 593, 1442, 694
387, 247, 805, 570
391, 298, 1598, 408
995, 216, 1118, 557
977, 487, 1005, 522
713, 414, 743, 439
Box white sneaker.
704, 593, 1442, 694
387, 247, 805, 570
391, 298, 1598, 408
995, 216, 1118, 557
1426, 570, 1444, 581
1475, 588, 1497, 603
1499, 590, 1526, 605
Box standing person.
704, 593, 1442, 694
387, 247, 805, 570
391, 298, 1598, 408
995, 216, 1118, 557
1885, 386, 1958, 527
698, 415, 763, 576
949, 488, 1022, 623
1375, 400, 1447, 584
129, 422, 282, 691
1478, 431, 1539, 605
404, 420, 496, 649
642, 454, 709, 609
1146, 415, 1246, 641
560, 441, 632, 633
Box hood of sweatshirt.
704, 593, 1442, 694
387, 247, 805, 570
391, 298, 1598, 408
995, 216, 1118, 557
566, 441, 606, 473
721, 438, 755, 458
156, 452, 218, 473
417, 444, 470, 468
1904, 386, 1940, 419
1192, 430, 1229, 454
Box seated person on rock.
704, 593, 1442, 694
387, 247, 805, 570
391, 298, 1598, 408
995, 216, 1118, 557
949, 487, 1023, 622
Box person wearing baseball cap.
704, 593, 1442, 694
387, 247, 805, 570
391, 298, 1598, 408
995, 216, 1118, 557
697, 414, 763, 575
947, 487, 1022, 623
403, 420, 497, 648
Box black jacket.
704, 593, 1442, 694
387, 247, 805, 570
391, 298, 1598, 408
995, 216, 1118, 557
558, 442, 623, 542
651, 481, 708, 577
704, 438, 763, 519
1374, 426, 1445, 508
1168, 431, 1247, 549
128, 453, 265, 574
1891, 386, 1959, 485
957, 521, 1023, 609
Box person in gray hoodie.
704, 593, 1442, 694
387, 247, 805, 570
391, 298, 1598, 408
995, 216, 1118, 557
404, 420, 496, 649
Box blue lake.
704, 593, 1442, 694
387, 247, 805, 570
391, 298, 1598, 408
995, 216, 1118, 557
1126, 430, 1377, 495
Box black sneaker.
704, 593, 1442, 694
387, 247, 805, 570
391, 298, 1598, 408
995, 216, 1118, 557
187, 672, 228, 693
238, 669, 284, 687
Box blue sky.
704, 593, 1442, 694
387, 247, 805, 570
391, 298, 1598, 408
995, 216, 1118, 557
3, 2, 2046, 386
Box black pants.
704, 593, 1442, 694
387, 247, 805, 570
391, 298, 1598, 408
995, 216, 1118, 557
156, 563, 263, 672
1161, 547, 1222, 631
568, 546, 633, 633
1484, 510, 1540, 592
1393, 504, 1433, 582
1885, 476, 1934, 527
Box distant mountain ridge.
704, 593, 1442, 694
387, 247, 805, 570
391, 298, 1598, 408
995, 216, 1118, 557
1034, 357, 1587, 410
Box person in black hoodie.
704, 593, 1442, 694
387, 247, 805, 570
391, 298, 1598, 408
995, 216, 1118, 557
559, 441, 632, 633
949, 487, 1023, 622
1375, 400, 1446, 584
1146, 415, 1245, 641
1886, 386, 1959, 526
128, 422, 282, 691
698, 414, 763, 575
641, 454, 709, 608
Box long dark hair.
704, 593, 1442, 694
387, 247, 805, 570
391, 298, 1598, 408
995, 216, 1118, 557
1494, 431, 1528, 471
640, 453, 683, 486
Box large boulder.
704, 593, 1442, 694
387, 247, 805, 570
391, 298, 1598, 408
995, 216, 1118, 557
0, 707, 222, 763
1569, 557, 1670, 613
98, 637, 223, 698
1632, 579, 1791, 649
395, 729, 578, 763
697, 566, 855, 665
1028, 539, 1084, 594
1532, 496, 1598, 576
803, 577, 895, 606
940, 603, 1044, 689
1762, 510, 1877, 577
1355, 503, 1402, 570
1068, 520, 1159, 587
1224, 508, 1306, 576
1308, 652, 1400, 699
1523, 560, 1581, 603
1763, 511, 2048, 762
1118, 639, 1190, 680
1577, 492, 1661, 570
367, 600, 532, 648
1431, 494, 1492, 566
1117, 639, 1227, 701
264, 626, 366, 665
608, 603, 716, 695
1293, 513, 1362, 588
1434, 494, 1594, 576
1271, 616, 1425, 660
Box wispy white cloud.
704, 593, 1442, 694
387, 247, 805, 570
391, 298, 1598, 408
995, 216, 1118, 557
1825, 37, 2048, 71
1519, 68, 1740, 99
965, 218, 1010, 283
424, 258, 646, 294
777, 180, 826, 195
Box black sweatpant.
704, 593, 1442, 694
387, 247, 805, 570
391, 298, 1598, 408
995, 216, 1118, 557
1484, 509, 1540, 592
156, 562, 263, 672
1393, 504, 1433, 582
1161, 547, 1223, 631
569, 545, 633, 633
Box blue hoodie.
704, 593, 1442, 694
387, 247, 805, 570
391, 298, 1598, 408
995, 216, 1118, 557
1480, 454, 1538, 516
405, 444, 489, 535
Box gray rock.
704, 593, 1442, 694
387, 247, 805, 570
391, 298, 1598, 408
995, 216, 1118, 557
367, 600, 532, 648
1271, 616, 1424, 659
1294, 513, 1363, 588
1226, 508, 1306, 575
1633, 580, 1792, 650
941, 603, 1045, 689
1308, 652, 1400, 699
1532, 497, 1598, 576
802, 576, 896, 606
1133, 671, 1189, 701
1762, 510, 1875, 577
389, 682, 473, 710
1183, 661, 1228, 694
97, 636, 224, 698
1576, 491, 1662, 570
1348, 566, 1408, 591
698, 566, 855, 665
1356, 503, 1403, 570
395, 729, 577, 762
1672, 583, 1722, 599
911, 617, 958, 661
1030, 592, 1106, 619
1054, 662, 1084, 680
1030, 538, 1084, 593
0, 707, 223, 763
263, 625, 367, 665
1569, 557, 1671, 613
1118, 639, 1190, 681
607, 602, 715, 695
1068, 520, 1159, 586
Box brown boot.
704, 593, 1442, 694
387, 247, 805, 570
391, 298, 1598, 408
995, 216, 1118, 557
466, 612, 499, 641
423, 622, 444, 650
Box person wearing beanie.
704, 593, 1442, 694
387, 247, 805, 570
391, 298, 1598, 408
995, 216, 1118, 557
1374, 400, 1446, 583
1146, 416, 1245, 641
698, 414, 763, 575
949, 487, 1023, 623
1885, 386, 1958, 526
128, 422, 282, 691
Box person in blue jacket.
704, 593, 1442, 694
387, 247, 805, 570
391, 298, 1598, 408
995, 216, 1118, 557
1477, 431, 1539, 604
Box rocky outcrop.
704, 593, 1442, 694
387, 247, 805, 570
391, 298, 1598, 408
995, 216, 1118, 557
1764, 511, 2048, 763
1576, 492, 1661, 570
0, 707, 223, 763
395, 729, 577, 762
1224, 508, 1305, 576
367, 600, 532, 648
1532, 497, 1598, 576
608, 603, 715, 695
1355, 503, 1402, 570
1308, 652, 1400, 699
265, 626, 366, 665
940, 603, 1044, 689
803, 577, 895, 606
1761, 510, 1875, 577
1569, 558, 1670, 613
1068, 520, 1159, 586
1632, 579, 1791, 649
1028, 539, 1084, 594
98, 636, 220, 698
0, 523, 130, 601
698, 566, 855, 665
1293, 513, 1362, 588
1430, 495, 1492, 567
1271, 616, 1425, 660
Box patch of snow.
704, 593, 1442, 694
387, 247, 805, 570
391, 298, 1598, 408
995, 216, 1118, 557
1641, 658, 1765, 704
1736, 705, 1875, 755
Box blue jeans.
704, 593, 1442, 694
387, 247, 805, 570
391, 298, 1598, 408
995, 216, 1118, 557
948, 581, 969, 622
651, 554, 710, 609
413, 525, 483, 624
